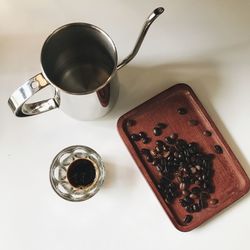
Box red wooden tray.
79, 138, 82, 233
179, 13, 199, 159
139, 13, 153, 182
117, 83, 250, 232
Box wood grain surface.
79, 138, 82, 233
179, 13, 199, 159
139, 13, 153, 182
117, 83, 250, 231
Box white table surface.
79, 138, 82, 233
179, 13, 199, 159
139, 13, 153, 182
1, 0, 250, 249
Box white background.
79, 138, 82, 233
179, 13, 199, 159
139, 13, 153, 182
0, 0, 250, 249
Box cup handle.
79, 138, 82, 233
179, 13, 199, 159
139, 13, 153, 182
8, 73, 59, 117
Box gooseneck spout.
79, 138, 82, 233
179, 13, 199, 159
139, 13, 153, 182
117, 7, 165, 70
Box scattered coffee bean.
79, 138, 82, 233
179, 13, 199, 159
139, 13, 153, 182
153, 127, 162, 136
188, 119, 199, 126
142, 137, 150, 144
139, 132, 147, 138
130, 134, 140, 141
183, 214, 193, 224
157, 123, 167, 129
203, 130, 212, 137
126, 119, 135, 127
170, 133, 178, 140
177, 107, 187, 115
214, 145, 223, 154
209, 198, 218, 205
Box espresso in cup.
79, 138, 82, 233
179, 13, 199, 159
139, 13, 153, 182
67, 158, 97, 188
50, 145, 105, 201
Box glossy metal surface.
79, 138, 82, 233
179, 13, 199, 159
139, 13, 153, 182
117, 7, 165, 70
8, 7, 164, 120
8, 73, 59, 117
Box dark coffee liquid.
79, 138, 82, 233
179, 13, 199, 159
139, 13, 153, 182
67, 159, 96, 188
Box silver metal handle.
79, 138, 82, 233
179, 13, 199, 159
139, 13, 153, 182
8, 73, 59, 117
117, 7, 165, 70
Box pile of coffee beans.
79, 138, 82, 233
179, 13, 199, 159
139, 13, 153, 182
127, 107, 222, 225
141, 133, 219, 224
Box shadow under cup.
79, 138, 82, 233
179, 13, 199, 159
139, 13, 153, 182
41, 23, 117, 94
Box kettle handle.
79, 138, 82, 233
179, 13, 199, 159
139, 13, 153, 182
117, 7, 165, 70
8, 73, 59, 117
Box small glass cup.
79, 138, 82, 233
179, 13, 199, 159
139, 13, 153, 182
50, 145, 105, 201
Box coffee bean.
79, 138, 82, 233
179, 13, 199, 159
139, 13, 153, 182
192, 203, 201, 212
165, 192, 174, 204
169, 146, 176, 153
189, 193, 198, 199
152, 159, 160, 166
162, 151, 170, 158
209, 198, 218, 205
190, 167, 197, 174
170, 133, 178, 140
156, 140, 165, 147
142, 137, 150, 144
182, 190, 190, 196
139, 131, 147, 138
165, 136, 176, 145
179, 199, 187, 207
155, 145, 163, 153
153, 127, 162, 136
146, 155, 153, 163
203, 183, 215, 193
188, 119, 199, 126
191, 187, 201, 195
130, 134, 140, 141
141, 148, 150, 155
150, 149, 158, 156
195, 165, 201, 171
179, 182, 186, 190
177, 107, 188, 115
157, 123, 167, 129
200, 191, 210, 200
183, 196, 194, 205
126, 119, 135, 127
176, 175, 182, 183
188, 142, 200, 154
214, 145, 223, 154
174, 151, 179, 158
176, 139, 188, 148
203, 130, 212, 137
198, 197, 207, 209
185, 206, 194, 213
183, 214, 193, 224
